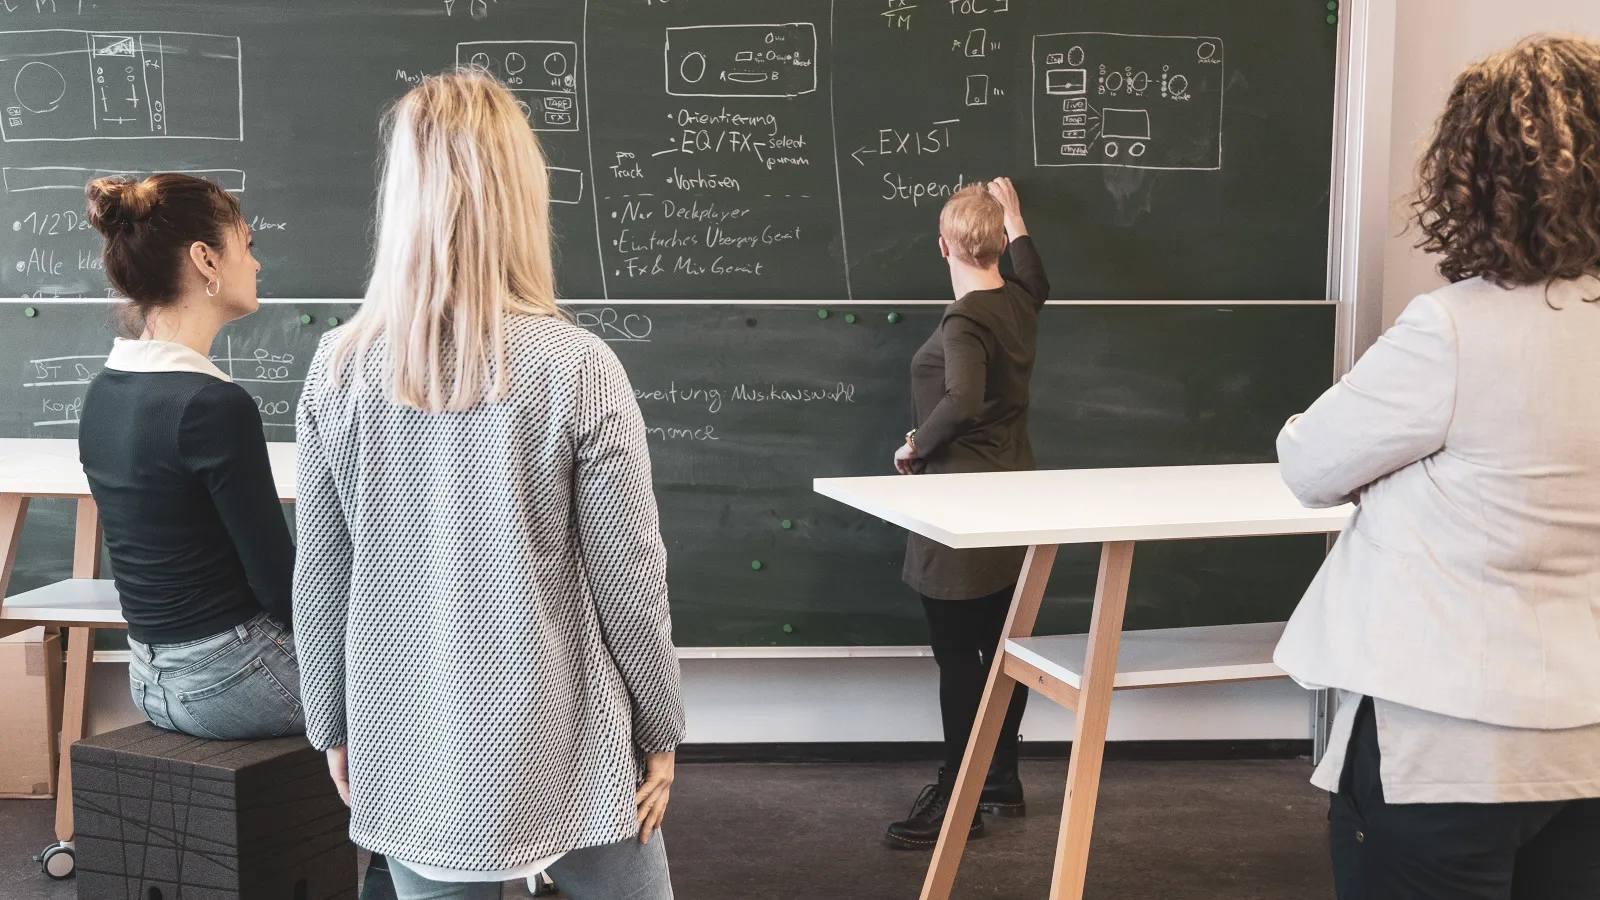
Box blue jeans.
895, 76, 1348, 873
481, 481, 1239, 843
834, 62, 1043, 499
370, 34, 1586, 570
387, 836, 674, 900
127, 612, 304, 740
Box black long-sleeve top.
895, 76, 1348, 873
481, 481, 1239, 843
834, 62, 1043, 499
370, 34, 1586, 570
903, 235, 1049, 599
80, 367, 294, 644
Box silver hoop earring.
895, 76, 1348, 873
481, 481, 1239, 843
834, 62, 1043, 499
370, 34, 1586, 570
206, 278, 221, 297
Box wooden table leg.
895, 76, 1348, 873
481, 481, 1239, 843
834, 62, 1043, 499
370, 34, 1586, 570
54, 497, 102, 843
0, 493, 28, 601
1048, 540, 1135, 900
921, 544, 1059, 900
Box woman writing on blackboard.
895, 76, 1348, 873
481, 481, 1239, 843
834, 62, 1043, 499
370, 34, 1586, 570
1276, 36, 1600, 898
77, 174, 305, 742
293, 72, 683, 900
887, 177, 1048, 850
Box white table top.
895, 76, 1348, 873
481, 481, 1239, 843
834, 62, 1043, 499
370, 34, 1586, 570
813, 464, 1351, 548
0, 438, 297, 500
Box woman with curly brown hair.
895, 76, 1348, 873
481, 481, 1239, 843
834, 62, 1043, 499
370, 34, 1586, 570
1273, 35, 1600, 900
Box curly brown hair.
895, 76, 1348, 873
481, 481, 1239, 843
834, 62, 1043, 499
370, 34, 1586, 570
1412, 35, 1600, 287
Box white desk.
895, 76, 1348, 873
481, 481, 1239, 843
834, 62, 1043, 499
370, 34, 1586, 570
815, 464, 1351, 900
0, 439, 294, 857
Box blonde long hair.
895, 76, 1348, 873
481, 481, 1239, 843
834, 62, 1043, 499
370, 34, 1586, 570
334, 70, 559, 412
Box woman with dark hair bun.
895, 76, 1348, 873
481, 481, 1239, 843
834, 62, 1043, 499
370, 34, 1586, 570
1274, 36, 1600, 900
78, 173, 304, 741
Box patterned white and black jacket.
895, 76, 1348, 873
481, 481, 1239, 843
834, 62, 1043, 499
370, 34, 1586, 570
292, 314, 684, 871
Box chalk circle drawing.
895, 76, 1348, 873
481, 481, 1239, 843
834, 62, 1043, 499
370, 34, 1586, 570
679, 51, 707, 84
14, 61, 66, 113
0, 29, 244, 142
457, 40, 580, 132
664, 23, 817, 98
1031, 32, 1224, 171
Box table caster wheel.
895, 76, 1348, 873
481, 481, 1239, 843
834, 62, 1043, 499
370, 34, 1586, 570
36, 841, 75, 879
531, 872, 558, 896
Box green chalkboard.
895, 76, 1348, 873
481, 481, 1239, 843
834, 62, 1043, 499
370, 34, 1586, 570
2, 301, 1334, 646
0, 0, 1335, 301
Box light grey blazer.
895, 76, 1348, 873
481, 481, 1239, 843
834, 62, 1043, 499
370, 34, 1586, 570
1274, 274, 1600, 730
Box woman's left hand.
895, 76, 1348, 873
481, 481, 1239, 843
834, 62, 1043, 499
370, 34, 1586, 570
894, 442, 919, 474
637, 751, 675, 844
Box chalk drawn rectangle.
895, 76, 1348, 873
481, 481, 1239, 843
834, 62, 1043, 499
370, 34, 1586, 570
1063, 129, 1086, 140
965, 74, 988, 107
965, 29, 986, 58
1045, 68, 1087, 95
0, 29, 243, 142
1032, 32, 1224, 171
1064, 114, 1086, 126
1102, 108, 1151, 140
3, 166, 244, 193
457, 40, 581, 132
664, 24, 817, 98
549, 166, 583, 204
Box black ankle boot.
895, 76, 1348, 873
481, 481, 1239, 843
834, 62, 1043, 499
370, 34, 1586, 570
980, 760, 1026, 818
884, 768, 984, 850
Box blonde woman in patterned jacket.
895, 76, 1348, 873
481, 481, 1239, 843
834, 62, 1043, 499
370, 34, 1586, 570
293, 71, 684, 900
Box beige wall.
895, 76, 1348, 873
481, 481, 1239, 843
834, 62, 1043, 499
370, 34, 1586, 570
1382, 1, 1600, 328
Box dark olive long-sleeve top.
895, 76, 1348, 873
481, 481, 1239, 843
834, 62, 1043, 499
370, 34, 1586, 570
903, 236, 1049, 600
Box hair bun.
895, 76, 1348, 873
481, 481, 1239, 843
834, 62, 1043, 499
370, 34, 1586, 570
85, 176, 158, 237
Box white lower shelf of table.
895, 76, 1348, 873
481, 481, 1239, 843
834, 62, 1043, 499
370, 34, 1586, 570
1005, 622, 1288, 691
0, 578, 125, 628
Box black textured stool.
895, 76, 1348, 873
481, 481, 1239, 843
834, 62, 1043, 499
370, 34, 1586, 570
71, 722, 356, 899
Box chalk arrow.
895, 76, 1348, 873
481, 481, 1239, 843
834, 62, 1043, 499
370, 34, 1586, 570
850, 146, 877, 166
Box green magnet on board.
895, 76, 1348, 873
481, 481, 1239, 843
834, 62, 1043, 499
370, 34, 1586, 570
816, 309, 829, 319
299, 314, 313, 325
751, 560, 763, 570
887, 312, 902, 324
1326, 1, 1337, 9
23, 306, 37, 318
781, 519, 793, 530
327, 316, 341, 327
782, 624, 794, 634
1326, 13, 1337, 23
844, 313, 857, 324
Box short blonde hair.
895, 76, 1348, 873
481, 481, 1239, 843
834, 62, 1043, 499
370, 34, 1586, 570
334, 70, 558, 413
939, 184, 1006, 268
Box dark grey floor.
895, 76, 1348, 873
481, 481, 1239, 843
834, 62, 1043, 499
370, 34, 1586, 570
1, 758, 1334, 899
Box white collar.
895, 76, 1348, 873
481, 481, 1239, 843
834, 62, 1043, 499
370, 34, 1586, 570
104, 338, 232, 382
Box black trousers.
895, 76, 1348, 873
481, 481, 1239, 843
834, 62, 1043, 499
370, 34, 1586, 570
1331, 698, 1600, 900
922, 587, 1029, 777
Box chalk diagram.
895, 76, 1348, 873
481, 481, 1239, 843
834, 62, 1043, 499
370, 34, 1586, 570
1031, 32, 1223, 170
0, 29, 243, 142
664, 23, 817, 98
547, 166, 583, 204
3, 166, 245, 193
458, 40, 580, 131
